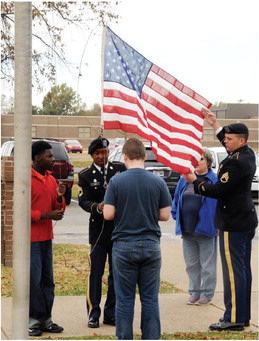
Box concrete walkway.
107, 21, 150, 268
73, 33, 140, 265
1, 242, 258, 339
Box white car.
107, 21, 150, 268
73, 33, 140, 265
208, 146, 259, 199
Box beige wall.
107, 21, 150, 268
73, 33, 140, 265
1, 113, 258, 150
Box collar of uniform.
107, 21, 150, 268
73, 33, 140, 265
94, 162, 108, 173
231, 144, 248, 155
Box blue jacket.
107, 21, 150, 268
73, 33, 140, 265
171, 169, 218, 237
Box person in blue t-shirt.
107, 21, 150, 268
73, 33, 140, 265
103, 137, 172, 340
171, 148, 218, 306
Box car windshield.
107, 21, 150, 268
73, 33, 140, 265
146, 148, 157, 161
66, 140, 80, 145
50, 143, 68, 160
217, 152, 228, 164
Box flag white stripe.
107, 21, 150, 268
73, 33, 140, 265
148, 70, 206, 112
102, 111, 202, 161
144, 75, 204, 125
104, 95, 202, 147
104, 82, 203, 138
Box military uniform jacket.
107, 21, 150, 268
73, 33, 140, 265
78, 161, 127, 244
193, 130, 258, 231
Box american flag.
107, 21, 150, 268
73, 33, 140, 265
102, 27, 212, 174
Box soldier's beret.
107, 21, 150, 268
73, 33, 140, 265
88, 138, 109, 154
223, 123, 249, 136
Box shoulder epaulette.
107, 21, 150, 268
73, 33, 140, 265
78, 167, 90, 175
232, 152, 240, 160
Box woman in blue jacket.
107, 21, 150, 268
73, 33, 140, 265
171, 148, 218, 305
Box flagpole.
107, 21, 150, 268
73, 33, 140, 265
100, 24, 106, 134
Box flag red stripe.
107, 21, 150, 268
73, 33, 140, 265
144, 76, 203, 121
104, 88, 202, 139
151, 65, 212, 109
104, 120, 201, 166
142, 90, 203, 133
145, 110, 202, 142
104, 102, 202, 153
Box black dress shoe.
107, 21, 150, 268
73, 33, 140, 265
103, 316, 116, 326
210, 321, 244, 331
88, 317, 99, 328
219, 317, 250, 327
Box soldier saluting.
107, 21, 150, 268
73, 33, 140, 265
78, 137, 126, 329
185, 108, 258, 332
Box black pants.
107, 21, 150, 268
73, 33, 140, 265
219, 228, 255, 323
87, 243, 115, 319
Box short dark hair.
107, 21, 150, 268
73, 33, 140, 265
32, 141, 52, 161
122, 138, 146, 160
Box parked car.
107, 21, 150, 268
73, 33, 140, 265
108, 144, 180, 197
1, 138, 74, 205
208, 146, 259, 199
64, 139, 83, 153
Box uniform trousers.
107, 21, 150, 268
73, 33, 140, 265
87, 243, 115, 319
219, 228, 255, 323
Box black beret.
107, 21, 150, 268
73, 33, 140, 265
88, 138, 109, 154
223, 123, 249, 136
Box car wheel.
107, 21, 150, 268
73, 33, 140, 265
64, 187, 72, 205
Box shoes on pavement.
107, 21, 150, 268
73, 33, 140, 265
196, 298, 212, 306
209, 321, 244, 331
219, 317, 250, 327
88, 317, 100, 328
40, 322, 64, 333
187, 296, 199, 305
28, 328, 42, 337
103, 316, 116, 326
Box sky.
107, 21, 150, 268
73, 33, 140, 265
4, 0, 259, 108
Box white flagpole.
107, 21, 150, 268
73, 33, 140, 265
100, 25, 106, 133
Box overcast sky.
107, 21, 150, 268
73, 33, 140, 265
15, 0, 259, 107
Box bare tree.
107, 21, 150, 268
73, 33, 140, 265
1, 2, 118, 89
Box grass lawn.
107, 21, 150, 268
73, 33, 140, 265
2, 244, 258, 340
1, 244, 181, 297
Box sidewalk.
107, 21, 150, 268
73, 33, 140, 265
1, 242, 258, 339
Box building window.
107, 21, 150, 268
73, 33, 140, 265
32, 126, 37, 138
78, 127, 90, 139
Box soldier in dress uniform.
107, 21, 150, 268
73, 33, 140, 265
185, 108, 258, 331
78, 137, 127, 328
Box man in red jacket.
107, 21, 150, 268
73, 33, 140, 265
29, 141, 66, 337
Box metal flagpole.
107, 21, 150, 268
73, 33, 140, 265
11, 2, 32, 339
100, 25, 106, 136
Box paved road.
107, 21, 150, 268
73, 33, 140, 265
54, 199, 258, 245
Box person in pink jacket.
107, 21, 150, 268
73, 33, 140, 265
29, 140, 66, 337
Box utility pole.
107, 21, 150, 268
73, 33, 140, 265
11, 2, 32, 339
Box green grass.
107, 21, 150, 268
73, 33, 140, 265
2, 244, 180, 297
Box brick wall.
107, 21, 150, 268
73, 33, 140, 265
1, 157, 14, 266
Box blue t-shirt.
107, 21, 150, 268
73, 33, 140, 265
103, 168, 172, 242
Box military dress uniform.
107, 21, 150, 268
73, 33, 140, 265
193, 124, 258, 329
78, 159, 126, 324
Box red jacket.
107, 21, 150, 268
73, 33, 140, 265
31, 168, 66, 242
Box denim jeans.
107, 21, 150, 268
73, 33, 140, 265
182, 234, 217, 301
112, 240, 161, 340
29, 240, 55, 327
